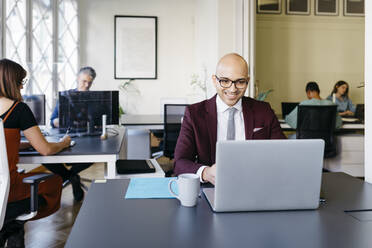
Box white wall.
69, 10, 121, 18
365, 1, 372, 183
194, 0, 241, 99
256, 1, 365, 113
79, 0, 244, 114
217, 0, 237, 57
79, 0, 197, 114
194, 0, 218, 99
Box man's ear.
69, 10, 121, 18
212, 75, 217, 87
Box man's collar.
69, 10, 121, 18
216, 95, 242, 113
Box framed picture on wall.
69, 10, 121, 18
257, 0, 282, 14
315, 0, 339, 16
286, 0, 310, 15
344, 0, 364, 17
114, 15, 157, 79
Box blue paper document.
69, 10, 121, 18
125, 177, 179, 199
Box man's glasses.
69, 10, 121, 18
215, 76, 249, 89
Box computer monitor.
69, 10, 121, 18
23, 95, 46, 125
281, 102, 299, 118
58, 91, 119, 133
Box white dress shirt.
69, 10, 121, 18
196, 95, 246, 182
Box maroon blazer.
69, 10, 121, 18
174, 95, 286, 175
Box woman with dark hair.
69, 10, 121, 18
327, 80, 356, 116
0, 58, 71, 247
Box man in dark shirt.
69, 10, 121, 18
44, 67, 96, 202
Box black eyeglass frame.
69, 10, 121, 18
20, 78, 28, 86
215, 75, 249, 89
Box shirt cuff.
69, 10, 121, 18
197, 166, 207, 183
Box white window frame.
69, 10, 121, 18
0, 0, 79, 122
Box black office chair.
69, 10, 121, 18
355, 104, 364, 122
296, 105, 337, 158
281, 102, 299, 118
163, 104, 189, 159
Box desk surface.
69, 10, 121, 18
121, 114, 163, 126
280, 122, 365, 131
19, 128, 125, 156
122, 114, 365, 131
18, 128, 126, 179
66, 173, 372, 248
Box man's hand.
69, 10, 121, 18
202, 164, 216, 185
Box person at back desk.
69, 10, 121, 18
44, 66, 96, 202
285, 81, 342, 129
326, 80, 356, 117
174, 53, 285, 185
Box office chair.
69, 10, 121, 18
296, 105, 337, 158
163, 104, 189, 159
151, 98, 188, 157
0, 119, 54, 246
355, 104, 364, 122
281, 102, 299, 118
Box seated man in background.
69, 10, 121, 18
44, 66, 96, 202
50, 66, 96, 128
285, 81, 342, 129
174, 53, 285, 185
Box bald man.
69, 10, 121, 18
174, 53, 285, 184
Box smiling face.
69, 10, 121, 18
213, 54, 249, 106
77, 73, 94, 91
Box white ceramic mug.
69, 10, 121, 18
168, 173, 200, 207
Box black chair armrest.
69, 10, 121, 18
21, 173, 54, 213
22, 173, 54, 184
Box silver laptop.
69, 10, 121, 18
203, 139, 324, 212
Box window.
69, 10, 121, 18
57, 0, 79, 92
0, 0, 79, 123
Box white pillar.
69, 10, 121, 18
234, 0, 254, 98
248, 0, 256, 98
365, 0, 372, 183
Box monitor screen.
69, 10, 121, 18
281, 102, 299, 118
58, 91, 119, 133
23, 95, 46, 125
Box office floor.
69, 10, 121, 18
23, 159, 174, 248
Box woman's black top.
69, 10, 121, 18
0, 101, 37, 130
